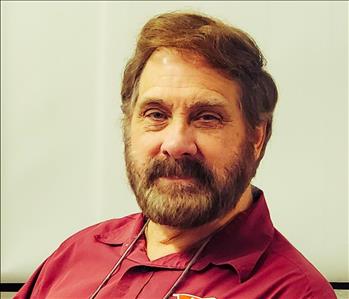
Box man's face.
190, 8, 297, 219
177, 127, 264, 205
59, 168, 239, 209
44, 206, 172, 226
124, 48, 258, 228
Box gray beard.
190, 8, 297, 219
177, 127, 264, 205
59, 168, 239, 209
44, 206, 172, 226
124, 141, 256, 229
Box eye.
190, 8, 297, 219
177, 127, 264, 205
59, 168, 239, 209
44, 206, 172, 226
196, 113, 222, 122
144, 109, 168, 121
193, 112, 223, 128
198, 114, 221, 121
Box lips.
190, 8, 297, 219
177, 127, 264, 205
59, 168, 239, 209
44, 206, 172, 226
158, 176, 195, 184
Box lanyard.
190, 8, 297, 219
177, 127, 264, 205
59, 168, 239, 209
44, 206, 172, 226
89, 219, 212, 299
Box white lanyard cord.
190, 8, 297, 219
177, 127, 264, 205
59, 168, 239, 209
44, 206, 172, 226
89, 219, 150, 299
89, 219, 212, 299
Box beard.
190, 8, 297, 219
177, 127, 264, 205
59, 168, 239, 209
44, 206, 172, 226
124, 138, 257, 229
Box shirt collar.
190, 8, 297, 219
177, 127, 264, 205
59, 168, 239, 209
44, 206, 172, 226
94, 188, 274, 283
191, 189, 275, 282
94, 213, 146, 246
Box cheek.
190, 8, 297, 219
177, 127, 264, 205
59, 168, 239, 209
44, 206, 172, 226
130, 129, 162, 161
196, 131, 244, 170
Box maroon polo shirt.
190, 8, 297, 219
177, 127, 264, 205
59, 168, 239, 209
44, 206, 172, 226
15, 191, 335, 299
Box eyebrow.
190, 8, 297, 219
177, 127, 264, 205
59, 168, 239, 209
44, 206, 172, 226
137, 97, 228, 112
187, 100, 227, 112
137, 98, 172, 112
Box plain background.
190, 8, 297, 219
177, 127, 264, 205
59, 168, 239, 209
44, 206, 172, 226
1, 1, 348, 284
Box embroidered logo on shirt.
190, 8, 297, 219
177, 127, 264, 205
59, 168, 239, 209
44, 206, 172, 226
173, 294, 216, 299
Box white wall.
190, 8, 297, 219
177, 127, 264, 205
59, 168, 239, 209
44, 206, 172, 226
1, 1, 348, 283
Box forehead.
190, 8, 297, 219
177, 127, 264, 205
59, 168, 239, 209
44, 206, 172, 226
137, 48, 241, 109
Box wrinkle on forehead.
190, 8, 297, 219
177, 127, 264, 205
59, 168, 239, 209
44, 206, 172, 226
139, 48, 241, 107
139, 86, 230, 109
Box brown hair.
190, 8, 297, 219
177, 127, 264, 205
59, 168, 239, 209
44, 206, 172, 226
121, 11, 278, 162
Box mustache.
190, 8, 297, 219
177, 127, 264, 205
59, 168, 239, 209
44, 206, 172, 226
145, 157, 215, 188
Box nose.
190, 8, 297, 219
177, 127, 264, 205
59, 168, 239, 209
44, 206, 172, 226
160, 121, 198, 159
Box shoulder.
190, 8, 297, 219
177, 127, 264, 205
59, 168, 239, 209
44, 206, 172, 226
15, 213, 142, 298
262, 229, 336, 299
37, 213, 142, 281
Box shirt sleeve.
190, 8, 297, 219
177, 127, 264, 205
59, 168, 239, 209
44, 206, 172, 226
278, 273, 337, 299
13, 260, 47, 299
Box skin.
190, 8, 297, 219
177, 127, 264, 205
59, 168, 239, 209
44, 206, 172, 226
129, 48, 266, 261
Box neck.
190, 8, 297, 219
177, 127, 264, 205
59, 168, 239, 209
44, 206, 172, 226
145, 185, 254, 261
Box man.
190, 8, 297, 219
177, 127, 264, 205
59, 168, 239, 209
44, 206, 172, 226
16, 12, 336, 299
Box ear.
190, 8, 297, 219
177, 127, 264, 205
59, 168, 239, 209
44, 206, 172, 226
252, 122, 267, 160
